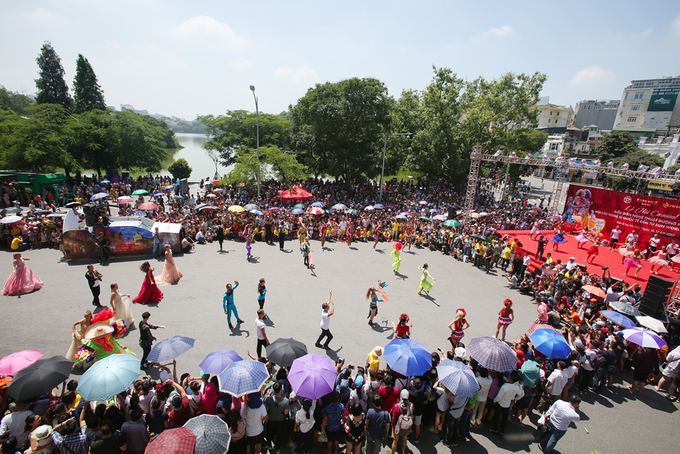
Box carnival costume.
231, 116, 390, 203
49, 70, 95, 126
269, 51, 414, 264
2, 254, 43, 296
74, 309, 131, 364
449, 308, 467, 343
418, 266, 435, 293
498, 300, 513, 326
367, 281, 388, 319
391, 243, 402, 274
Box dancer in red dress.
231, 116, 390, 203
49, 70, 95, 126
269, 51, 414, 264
495, 299, 514, 341
586, 240, 600, 264
448, 308, 469, 349
133, 261, 163, 304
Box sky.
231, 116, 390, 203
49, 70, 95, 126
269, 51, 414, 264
1, 0, 679, 121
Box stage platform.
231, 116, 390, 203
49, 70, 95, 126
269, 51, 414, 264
497, 230, 679, 293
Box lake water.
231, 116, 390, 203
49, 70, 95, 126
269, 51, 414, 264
161, 133, 232, 182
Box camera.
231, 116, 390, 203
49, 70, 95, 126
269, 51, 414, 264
602, 267, 609, 271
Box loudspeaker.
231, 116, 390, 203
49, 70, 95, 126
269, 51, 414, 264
639, 275, 673, 319
82, 204, 99, 227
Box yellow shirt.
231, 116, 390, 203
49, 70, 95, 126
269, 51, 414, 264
502, 247, 511, 260
11, 237, 20, 250
366, 352, 380, 371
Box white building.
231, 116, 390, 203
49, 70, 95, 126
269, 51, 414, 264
532, 97, 574, 131
613, 76, 680, 133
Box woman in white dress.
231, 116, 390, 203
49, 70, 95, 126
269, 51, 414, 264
155, 244, 183, 284
66, 310, 92, 361
110, 283, 134, 327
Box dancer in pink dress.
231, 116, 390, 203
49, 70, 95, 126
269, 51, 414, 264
2, 253, 43, 296
155, 244, 183, 284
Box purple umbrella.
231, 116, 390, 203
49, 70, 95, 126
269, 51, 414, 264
621, 328, 667, 349
199, 350, 243, 375
288, 353, 336, 400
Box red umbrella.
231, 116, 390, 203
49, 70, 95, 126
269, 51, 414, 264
138, 202, 158, 210
527, 324, 562, 336
198, 206, 217, 211
145, 427, 196, 454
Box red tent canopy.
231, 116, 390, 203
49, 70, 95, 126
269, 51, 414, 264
278, 185, 313, 202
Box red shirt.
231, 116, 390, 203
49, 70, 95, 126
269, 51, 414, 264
396, 324, 409, 337
378, 386, 399, 412
168, 396, 191, 427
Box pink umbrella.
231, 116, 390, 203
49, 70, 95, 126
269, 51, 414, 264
0, 350, 44, 375
308, 207, 324, 215
138, 202, 158, 210
269, 207, 280, 212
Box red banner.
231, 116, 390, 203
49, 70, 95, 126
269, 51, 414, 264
563, 185, 680, 246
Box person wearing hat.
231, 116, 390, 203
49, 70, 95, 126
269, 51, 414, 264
27, 425, 54, 454
366, 346, 383, 372
389, 389, 414, 454
139, 312, 164, 368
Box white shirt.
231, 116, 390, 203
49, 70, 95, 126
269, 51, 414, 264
547, 369, 568, 396
610, 229, 621, 240
565, 260, 577, 271
563, 365, 579, 380
320, 310, 330, 330
494, 381, 523, 408
475, 375, 493, 402
626, 233, 638, 243
546, 399, 580, 431
523, 255, 531, 266
295, 407, 315, 433
256, 318, 266, 340
241, 404, 268, 437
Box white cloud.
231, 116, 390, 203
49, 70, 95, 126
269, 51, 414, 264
116, 44, 187, 79
26, 8, 72, 27
274, 64, 318, 86
175, 16, 248, 52
632, 28, 654, 39
230, 58, 253, 70
569, 65, 616, 88
488, 25, 514, 37
673, 15, 680, 37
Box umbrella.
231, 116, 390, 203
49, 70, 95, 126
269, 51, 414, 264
470, 213, 481, 219
395, 214, 407, 220
529, 329, 572, 359
310, 201, 325, 207
443, 220, 460, 227
428, 208, 439, 213
133, 211, 147, 217
90, 192, 109, 201
199, 350, 243, 375
0, 350, 43, 376
77, 354, 140, 401
243, 204, 259, 211
7, 356, 72, 401
383, 339, 432, 377
293, 203, 306, 209
471, 233, 485, 241
288, 353, 336, 400
138, 202, 158, 210
599, 310, 636, 329
0, 215, 22, 224
308, 207, 324, 215
218, 360, 269, 397
117, 197, 133, 205
269, 207, 280, 212
147, 336, 195, 363
100, 180, 111, 184
468, 337, 518, 372
373, 203, 385, 209
520, 360, 541, 387
609, 300, 641, 317
132, 189, 148, 196
332, 203, 348, 210
173, 195, 184, 200
205, 194, 217, 198
266, 338, 308, 368
479, 212, 489, 216
582, 285, 606, 299
34, 210, 53, 216
153, 192, 166, 197
435, 359, 480, 398
621, 328, 667, 349
146, 427, 196, 454
364, 205, 374, 211
228, 205, 245, 212
636, 315, 668, 334
291, 208, 304, 215
527, 324, 562, 336
433, 214, 448, 221
0, 207, 21, 215
249, 209, 263, 215
184, 414, 231, 454
419, 200, 428, 205
199, 206, 217, 211
400, 211, 410, 216
345, 209, 360, 215
47, 212, 67, 217
65, 201, 81, 208
419, 216, 430, 221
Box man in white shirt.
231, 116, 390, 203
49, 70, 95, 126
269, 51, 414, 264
491, 371, 523, 438
626, 230, 638, 245
0, 402, 33, 447
565, 257, 578, 272
540, 395, 581, 453
255, 309, 269, 358
609, 226, 621, 250
546, 361, 568, 401
315, 291, 334, 349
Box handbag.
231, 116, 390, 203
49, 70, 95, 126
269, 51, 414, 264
318, 430, 328, 443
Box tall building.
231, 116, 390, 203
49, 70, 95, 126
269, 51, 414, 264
531, 97, 574, 133
613, 76, 680, 134
572, 100, 619, 131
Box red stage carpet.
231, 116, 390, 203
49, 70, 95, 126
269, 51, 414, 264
497, 230, 679, 292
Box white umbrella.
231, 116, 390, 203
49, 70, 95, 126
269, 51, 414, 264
636, 316, 667, 334
0, 216, 22, 224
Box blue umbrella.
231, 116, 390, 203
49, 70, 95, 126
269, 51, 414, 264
291, 208, 304, 215
373, 203, 385, 209
529, 329, 572, 359
133, 211, 147, 217
90, 192, 110, 201
249, 209, 263, 215
310, 201, 325, 207
383, 339, 432, 376
100, 180, 111, 184
147, 336, 195, 363
600, 310, 636, 329
77, 354, 140, 401
217, 360, 269, 397
199, 350, 243, 375
428, 208, 439, 213
436, 359, 480, 398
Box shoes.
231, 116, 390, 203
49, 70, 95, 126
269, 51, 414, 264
414, 437, 420, 444
237, 320, 245, 324
315, 343, 323, 348
229, 323, 234, 329
323, 344, 330, 349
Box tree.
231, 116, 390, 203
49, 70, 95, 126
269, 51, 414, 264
167, 158, 192, 180
605, 149, 664, 191
73, 54, 106, 113
35, 41, 72, 109
290, 77, 393, 182
597, 131, 640, 162
223, 146, 306, 186
0, 86, 33, 114
199, 110, 291, 166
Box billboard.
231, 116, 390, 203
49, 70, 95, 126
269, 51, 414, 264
647, 87, 680, 112
563, 185, 680, 245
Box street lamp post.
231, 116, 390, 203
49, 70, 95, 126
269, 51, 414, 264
249, 85, 260, 199
380, 133, 412, 203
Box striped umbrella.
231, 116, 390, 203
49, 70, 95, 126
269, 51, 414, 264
146, 427, 196, 454
435, 359, 480, 398
184, 414, 231, 454
621, 328, 667, 349
147, 336, 195, 363
468, 337, 518, 372
217, 360, 268, 397
308, 207, 324, 215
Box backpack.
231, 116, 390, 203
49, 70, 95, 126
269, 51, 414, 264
395, 412, 413, 436
591, 351, 607, 370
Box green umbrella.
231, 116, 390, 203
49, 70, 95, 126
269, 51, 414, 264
132, 189, 148, 196
420, 216, 430, 221
345, 209, 360, 215
293, 203, 306, 209
443, 220, 460, 227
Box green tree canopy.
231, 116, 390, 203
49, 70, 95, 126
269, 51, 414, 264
290, 77, 393, 183
199, 110, 291, 166
0, 86, 33, 115
73, 54, 106, 113
35, 41, 72, 109
223, 146, 306, 186
167, 158, 192, 180
598, 131, 641, 162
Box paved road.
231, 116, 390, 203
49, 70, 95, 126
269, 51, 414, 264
1, 214, 677, 453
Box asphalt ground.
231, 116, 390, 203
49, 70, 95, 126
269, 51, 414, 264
1, 221, 678, 453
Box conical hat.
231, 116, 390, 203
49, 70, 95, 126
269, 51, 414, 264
83, 321, 114, 340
